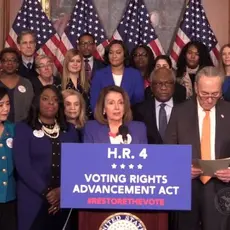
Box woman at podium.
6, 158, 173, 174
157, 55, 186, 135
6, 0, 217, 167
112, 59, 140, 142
84, 85, 147, 144
80, 86, 165, 230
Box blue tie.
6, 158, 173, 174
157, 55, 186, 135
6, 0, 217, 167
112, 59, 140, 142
27, 62, 32, 69
159, 103, 167, 138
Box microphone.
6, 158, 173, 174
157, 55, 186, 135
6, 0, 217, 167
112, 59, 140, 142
118, 125, 129, 144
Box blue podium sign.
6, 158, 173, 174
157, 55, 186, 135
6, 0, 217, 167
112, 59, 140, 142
61, 144, 192, 210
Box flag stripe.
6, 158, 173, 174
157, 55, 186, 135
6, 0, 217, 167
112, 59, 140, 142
57, 0, 109, 69
112, 0, 164, 56
5, 0, 61, 74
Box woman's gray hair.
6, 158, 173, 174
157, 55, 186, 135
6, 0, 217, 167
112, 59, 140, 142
195, 66, 225, 83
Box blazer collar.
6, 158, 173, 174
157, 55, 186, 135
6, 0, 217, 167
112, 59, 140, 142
106, 65, 128, 88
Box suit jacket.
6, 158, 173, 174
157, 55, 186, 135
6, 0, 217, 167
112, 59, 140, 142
84, 120, 147, 144
92, 58, 106, 75
223, 83, 230, 102
132, 97, 181, 144
17, 62, 38, 81
13, 122, 79, 230
90, 66, 144, 110
30, 75, 61, 96
164, 98, 230, 160
144, 82, 187, 103
0, 121, 15, 203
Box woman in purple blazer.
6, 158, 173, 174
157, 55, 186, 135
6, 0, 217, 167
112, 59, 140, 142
90, 40, 144, 111
13, 85, 79, 230
84, 85, 147, 144
81, 86, 147, 227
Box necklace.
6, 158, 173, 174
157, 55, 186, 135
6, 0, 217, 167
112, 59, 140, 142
39, 119, 60, 139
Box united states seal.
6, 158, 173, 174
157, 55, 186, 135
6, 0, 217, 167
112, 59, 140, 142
214, 187, 230, 215
99, 212, 147, 230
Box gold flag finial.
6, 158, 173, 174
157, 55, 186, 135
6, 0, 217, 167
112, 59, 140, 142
39, 0, 50, 19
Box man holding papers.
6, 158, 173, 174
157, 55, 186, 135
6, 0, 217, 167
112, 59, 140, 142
165, 66, 230, 230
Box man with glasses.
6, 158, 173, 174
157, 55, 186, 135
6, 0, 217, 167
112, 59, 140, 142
133, 67, 182, 144
165, 66, 230, 230
77, 33, 105, 81
17, 30, 38, 81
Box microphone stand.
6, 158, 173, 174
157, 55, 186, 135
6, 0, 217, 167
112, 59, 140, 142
62, 208, 73, 230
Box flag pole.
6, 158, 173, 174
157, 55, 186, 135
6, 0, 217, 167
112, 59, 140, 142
40, 0, 51, 19
229, 0, 230, 43
2, 0, 10, 48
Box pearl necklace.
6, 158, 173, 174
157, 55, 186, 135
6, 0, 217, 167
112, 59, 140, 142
39, 119, 60, 139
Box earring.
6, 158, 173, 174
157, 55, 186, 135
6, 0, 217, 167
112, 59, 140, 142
103, 111, 106, 115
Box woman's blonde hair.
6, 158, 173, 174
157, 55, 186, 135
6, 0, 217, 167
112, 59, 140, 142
219, 43, 230, 76
62, 89, 87, 129
94, 85, 132, 125
62, 48, 89, 92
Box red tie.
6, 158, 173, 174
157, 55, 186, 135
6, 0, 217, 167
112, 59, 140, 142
84, 59, 92, 81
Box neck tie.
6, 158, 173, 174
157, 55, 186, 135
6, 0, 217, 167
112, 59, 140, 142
159, 103, 167, 138
84, 59, 92, 81
27, 62, 32, 70
200, 110, 211, 184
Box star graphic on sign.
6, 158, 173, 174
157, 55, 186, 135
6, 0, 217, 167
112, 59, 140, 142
137, 164, 143, 170
111, 163, 117, 169
129, 164, 134, 169
120, 164, 126, 169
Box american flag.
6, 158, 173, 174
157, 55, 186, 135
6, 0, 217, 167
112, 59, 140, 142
5, 0, 61, 72
57, 0, 109, 69
112, 0, 164, 57
170, 0, 220, 68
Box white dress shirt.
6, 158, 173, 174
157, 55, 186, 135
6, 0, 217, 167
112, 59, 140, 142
155, 98, 174, 130
197, 101, 216, 160
84, 56, 93, 70
112, 74, 123, 87
110, 136, 121, 144
22, 56, 34, 68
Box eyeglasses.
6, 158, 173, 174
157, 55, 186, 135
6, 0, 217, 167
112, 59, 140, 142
1, 59, 18, 63
152, 81, 174, 88
133, 53, 148, 58
198, 92, 221, 99
79, 41, 94, 47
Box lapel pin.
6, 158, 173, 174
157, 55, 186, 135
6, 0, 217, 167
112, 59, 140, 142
221, 114, 224, 118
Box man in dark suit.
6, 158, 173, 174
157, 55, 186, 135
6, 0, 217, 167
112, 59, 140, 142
77, 33, 106, 81
133, 67, 185, 144
165, 66, 230, 230
16, 30, 38, 80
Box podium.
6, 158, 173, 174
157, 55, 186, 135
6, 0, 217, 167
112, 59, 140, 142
78, 211, 168, 230
61, 144, 191, 230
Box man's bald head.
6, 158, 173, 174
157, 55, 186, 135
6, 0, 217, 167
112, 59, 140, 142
150, 67, 175, 102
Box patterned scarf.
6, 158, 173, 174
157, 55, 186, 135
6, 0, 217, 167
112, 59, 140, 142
179, 66, 199, 99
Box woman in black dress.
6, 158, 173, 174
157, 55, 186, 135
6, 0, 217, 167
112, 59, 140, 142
61, 49, 92, 119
